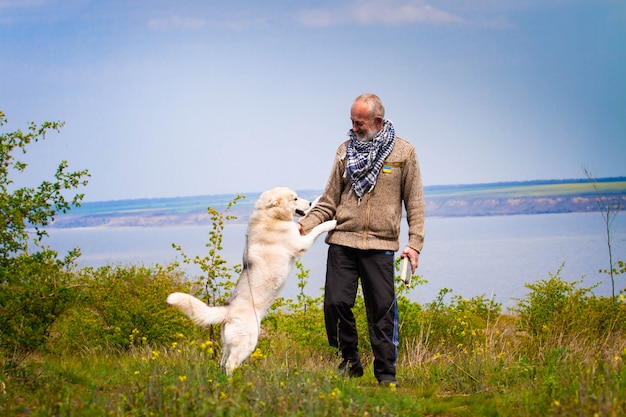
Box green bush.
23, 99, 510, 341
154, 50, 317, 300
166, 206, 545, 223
0, 111, 89, 259
416, 288, 502, 353
514, 264, 625, 346
0, 250, 79, 369
0, 111, 89, 370
263, 261, 336, 359
46, 264, 205, 353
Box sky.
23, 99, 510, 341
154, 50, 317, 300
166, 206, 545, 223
1, 0, 625, 202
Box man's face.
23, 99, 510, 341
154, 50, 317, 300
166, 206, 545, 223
350, 100, 382, 141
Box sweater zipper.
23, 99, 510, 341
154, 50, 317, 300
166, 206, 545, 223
362, 193, 372, 247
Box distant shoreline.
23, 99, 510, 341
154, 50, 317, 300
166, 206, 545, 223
51, 177, 626, 228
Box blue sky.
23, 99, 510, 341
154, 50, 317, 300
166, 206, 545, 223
1, 0, 625, 202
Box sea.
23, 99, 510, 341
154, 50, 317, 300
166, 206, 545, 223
44, 212, 626, 309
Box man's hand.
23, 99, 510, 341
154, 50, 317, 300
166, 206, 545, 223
400, 246, 419, 273
297, 223, 305, 236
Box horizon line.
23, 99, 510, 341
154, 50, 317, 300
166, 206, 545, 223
80, 176, 626, 205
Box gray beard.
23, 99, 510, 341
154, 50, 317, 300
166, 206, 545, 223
356, 129, 377, 142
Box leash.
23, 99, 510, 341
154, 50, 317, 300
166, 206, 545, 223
243, 233, 261, 334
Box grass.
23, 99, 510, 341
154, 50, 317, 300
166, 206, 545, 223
1, 344, 506, 416
2, 299, 625, 417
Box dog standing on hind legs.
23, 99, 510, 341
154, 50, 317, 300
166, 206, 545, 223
167, 187, 336, 375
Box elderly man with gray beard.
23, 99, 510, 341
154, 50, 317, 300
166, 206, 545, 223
298, 93, 425, 387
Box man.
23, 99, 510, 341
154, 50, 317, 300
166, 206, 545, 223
298, 93, 425, 387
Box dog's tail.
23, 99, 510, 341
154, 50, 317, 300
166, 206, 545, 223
166, 292, 228, 326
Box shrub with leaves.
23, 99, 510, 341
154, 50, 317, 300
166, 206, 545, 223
172, 196, 244, 342
264, 260, 330, 357
0, 111, 89, 369
413, 288, 502, 354
0, 250, 79, 369
515, 265, 596, 338
513, 264, 626, 360
0, 110, 89, 258
172, 196, 244, 304
47, 264, 204, 352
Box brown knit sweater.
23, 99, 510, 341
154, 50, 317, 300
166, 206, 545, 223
298, 136, 425, 253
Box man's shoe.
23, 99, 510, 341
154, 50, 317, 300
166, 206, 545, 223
379, 377, 400, 387
338, 356, 364, 378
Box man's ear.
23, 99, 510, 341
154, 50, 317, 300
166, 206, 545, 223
374, 116, 384, 130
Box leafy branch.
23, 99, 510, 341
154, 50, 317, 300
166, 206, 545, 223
172, 195, 245, 306
0, 110, 90, 261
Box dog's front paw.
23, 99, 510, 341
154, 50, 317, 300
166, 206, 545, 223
322, 220, 337, 231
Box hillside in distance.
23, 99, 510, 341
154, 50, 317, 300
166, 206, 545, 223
51, 177, 626, 228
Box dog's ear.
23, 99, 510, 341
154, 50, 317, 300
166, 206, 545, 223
255, 192, 278, 209
258, 196, 286, 211
264, 196, 279, 208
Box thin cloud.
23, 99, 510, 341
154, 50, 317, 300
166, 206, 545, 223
147, 15, 207, 31
296, 0, 464, 28
352, 1, 463, 25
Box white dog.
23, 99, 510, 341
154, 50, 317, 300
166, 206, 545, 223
167, 187, 336, 375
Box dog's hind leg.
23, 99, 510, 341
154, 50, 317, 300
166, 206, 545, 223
221, 320, 260, 375
219, 331, 230, 372
223, 342, 257, 376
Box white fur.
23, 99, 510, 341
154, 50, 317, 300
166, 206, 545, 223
167, 187, 335, 375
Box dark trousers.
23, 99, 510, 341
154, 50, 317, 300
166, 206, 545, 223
324, 244, 399, 380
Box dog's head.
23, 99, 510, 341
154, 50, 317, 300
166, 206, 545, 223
255, 187, 312, 220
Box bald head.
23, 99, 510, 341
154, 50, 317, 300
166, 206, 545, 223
351, 93, 385, 141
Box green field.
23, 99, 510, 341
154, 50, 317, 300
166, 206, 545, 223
2, 262, 625, 417
425, 179, 626, 199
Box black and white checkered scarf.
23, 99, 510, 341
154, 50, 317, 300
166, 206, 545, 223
344, 119, 396, 202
